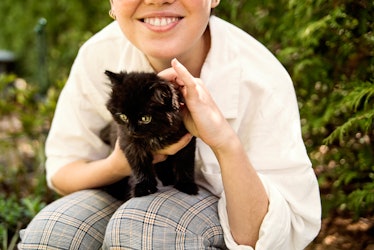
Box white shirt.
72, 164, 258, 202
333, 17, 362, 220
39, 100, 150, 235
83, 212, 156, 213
45, 16, 321, 249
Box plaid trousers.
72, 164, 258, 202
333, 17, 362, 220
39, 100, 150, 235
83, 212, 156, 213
18, 186, 227, 249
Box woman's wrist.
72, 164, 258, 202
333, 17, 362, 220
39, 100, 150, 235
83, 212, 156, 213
212, 133, 242, 159
209, 122, 239, 153
106, 150, 132, 179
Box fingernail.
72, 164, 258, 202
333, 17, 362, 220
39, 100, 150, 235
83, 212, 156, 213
172, 58, 180, 67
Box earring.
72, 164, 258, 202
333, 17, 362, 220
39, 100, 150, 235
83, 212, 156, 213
109, 9, 116, 20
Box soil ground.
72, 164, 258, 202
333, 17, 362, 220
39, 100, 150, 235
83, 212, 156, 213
306, 215, 374, 250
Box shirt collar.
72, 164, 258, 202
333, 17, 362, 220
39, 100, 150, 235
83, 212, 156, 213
200, 16, 241, 119
117, 42, 154, 73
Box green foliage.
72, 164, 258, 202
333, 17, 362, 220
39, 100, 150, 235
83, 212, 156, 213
286, 1, 374, 219
0, 74, 61, 249
0, 0, 112, 81
0, 1, 373, 248
1, 2, 110, 247
0, 195, 46, 250
324, 82, 374, 144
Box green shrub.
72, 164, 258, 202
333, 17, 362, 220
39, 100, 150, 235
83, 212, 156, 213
0, 195, 46, 250
0, 74, 61, 249
0, 2, 373, 249
0, 0, 112, 82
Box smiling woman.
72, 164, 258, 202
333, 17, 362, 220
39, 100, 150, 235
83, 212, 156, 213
109, 0, 218, 75
18, 0, 321, 249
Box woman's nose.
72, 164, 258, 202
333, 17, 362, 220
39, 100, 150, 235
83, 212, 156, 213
143, 0, 175, 5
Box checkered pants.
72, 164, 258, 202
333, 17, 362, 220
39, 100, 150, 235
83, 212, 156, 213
18, 186, 227, 249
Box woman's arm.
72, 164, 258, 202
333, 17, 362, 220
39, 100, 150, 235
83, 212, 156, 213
213, 131, 269, 246
159, 59, 269, 247
51, 133, 194, 195
51, 140, 131, 195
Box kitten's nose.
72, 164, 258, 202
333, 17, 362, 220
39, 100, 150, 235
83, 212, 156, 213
128, 125, 136, 134
128, 126, 144, 138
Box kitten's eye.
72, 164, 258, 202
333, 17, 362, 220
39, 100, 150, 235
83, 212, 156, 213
116, 113, 129, 123
139, 115, 152, 124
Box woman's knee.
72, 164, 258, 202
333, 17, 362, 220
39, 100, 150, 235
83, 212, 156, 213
18, 189, 121, 250
103, 187, 226, 249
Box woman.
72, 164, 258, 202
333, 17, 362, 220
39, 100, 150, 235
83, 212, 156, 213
19, 0, 321, 249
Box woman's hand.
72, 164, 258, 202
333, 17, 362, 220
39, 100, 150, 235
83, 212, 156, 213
106, 139, 132, 177
109, 133, 193, 167
158, 59, 235, 150
152, 133, 193, 163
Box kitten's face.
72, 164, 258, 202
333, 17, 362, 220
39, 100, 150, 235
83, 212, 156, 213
106, 71, 183, 138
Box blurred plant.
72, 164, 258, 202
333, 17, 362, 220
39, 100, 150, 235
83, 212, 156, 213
324, 82, 374, 144
0, 1, 373, 249
0, 0, 112, 82
0, 2, 123, 248
320, 81, 374, 219
0, 195, 46, 250
0, 74, 61, 249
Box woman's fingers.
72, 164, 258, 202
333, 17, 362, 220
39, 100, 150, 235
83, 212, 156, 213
152, 154, 168, 164
158, 58, 197, 89
171, 58, 195, 87
157, 67, 177, 82
158, 59, 228, 147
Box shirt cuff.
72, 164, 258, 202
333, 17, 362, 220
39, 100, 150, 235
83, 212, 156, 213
45, 156, 78, 191
217, 174, 292, 250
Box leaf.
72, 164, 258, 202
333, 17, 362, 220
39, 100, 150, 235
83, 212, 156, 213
323, 82, 374, 144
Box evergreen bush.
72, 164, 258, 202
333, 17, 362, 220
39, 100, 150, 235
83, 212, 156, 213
0, 0, 373, 248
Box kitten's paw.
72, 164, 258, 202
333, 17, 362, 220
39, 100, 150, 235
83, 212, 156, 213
133, 182, 158, 197
174, 182, 199, 195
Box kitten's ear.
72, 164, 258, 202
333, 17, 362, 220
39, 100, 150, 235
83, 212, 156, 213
151, 86, 166, 105
152, 83, 180, 110
168, 83, 183, 110
105, 70, 125, 85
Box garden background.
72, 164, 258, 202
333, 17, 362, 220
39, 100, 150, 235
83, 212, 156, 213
0, 0, 373, 249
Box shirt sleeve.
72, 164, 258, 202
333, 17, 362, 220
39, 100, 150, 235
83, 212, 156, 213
218, 170, 321, 250
213, 70, 321, 249
45, 44, 114, 190
214, 86, 322, 249
44, 21, 154, 190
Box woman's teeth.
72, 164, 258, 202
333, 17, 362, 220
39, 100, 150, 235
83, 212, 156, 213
143, 17, 180, 27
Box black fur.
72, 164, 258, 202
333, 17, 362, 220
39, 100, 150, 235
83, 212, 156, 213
101, 70, 198, 199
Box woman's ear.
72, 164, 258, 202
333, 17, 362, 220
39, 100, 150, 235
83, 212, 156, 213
211, 0, 220, 9
109, 0, 116, 19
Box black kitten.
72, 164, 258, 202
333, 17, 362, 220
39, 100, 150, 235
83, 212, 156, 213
102, 70, 198, 199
